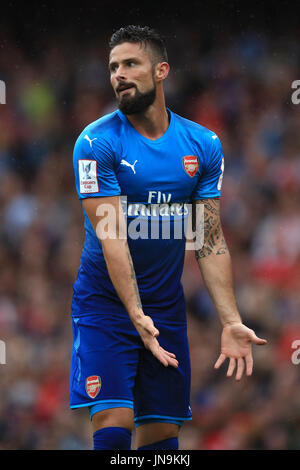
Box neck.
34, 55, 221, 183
125, 90, 169, 140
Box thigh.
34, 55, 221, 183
92, 407, 134, 432
70, 314, 141, 411
134, 321, 192, 427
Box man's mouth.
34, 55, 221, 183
117, 84, 135, 94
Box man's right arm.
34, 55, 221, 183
82, 195, 178, 368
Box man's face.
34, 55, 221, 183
109, 42, 157, 114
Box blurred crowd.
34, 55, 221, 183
0, 19, 300, 449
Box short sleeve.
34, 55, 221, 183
73, 132, 121, 199
192, 133, 224, 200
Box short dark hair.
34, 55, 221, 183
109, 25, 168, 64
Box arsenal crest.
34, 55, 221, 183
182, 156, 199, 178
86, 375, 101, 399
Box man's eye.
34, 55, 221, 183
128, 62, 135, 66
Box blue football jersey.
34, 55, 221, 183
72, 108, 224, 319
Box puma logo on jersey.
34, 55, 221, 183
84, 134, 98, 147
120, 159, 138, 174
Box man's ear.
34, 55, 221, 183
154, 62, 170, 82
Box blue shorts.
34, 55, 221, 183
70, 310, 192, 427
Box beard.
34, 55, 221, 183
117, 82, 156, 115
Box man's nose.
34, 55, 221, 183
115, 66, 126, 81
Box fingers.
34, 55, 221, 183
152, 343, 178, 368
157, 351, 178, 368
214, 353, 226, 369
142, 318, 178, 368
165, 356, 179, 368
235, 357, 244, 381
164, 351, 176, 358
160, 347, 178, 368
245, 354, 253, 376
226, 357, 244, 380
226, 357, 236, 377
220, 356, 252, 379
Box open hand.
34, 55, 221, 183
214, 322, 267, 381
134, 315, 179, 368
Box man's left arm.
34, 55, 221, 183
193, 198, 267, 381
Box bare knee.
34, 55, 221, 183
92, 407, 134, 433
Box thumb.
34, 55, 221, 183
250, 330, 267, 345
144, 316, 159, 337
152, 327, 159, 338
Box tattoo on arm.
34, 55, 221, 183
194, 199, 228, 260
126, 245, 143, 309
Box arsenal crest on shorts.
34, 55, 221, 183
86, 375, 101, 399
182, 156, 199, 178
